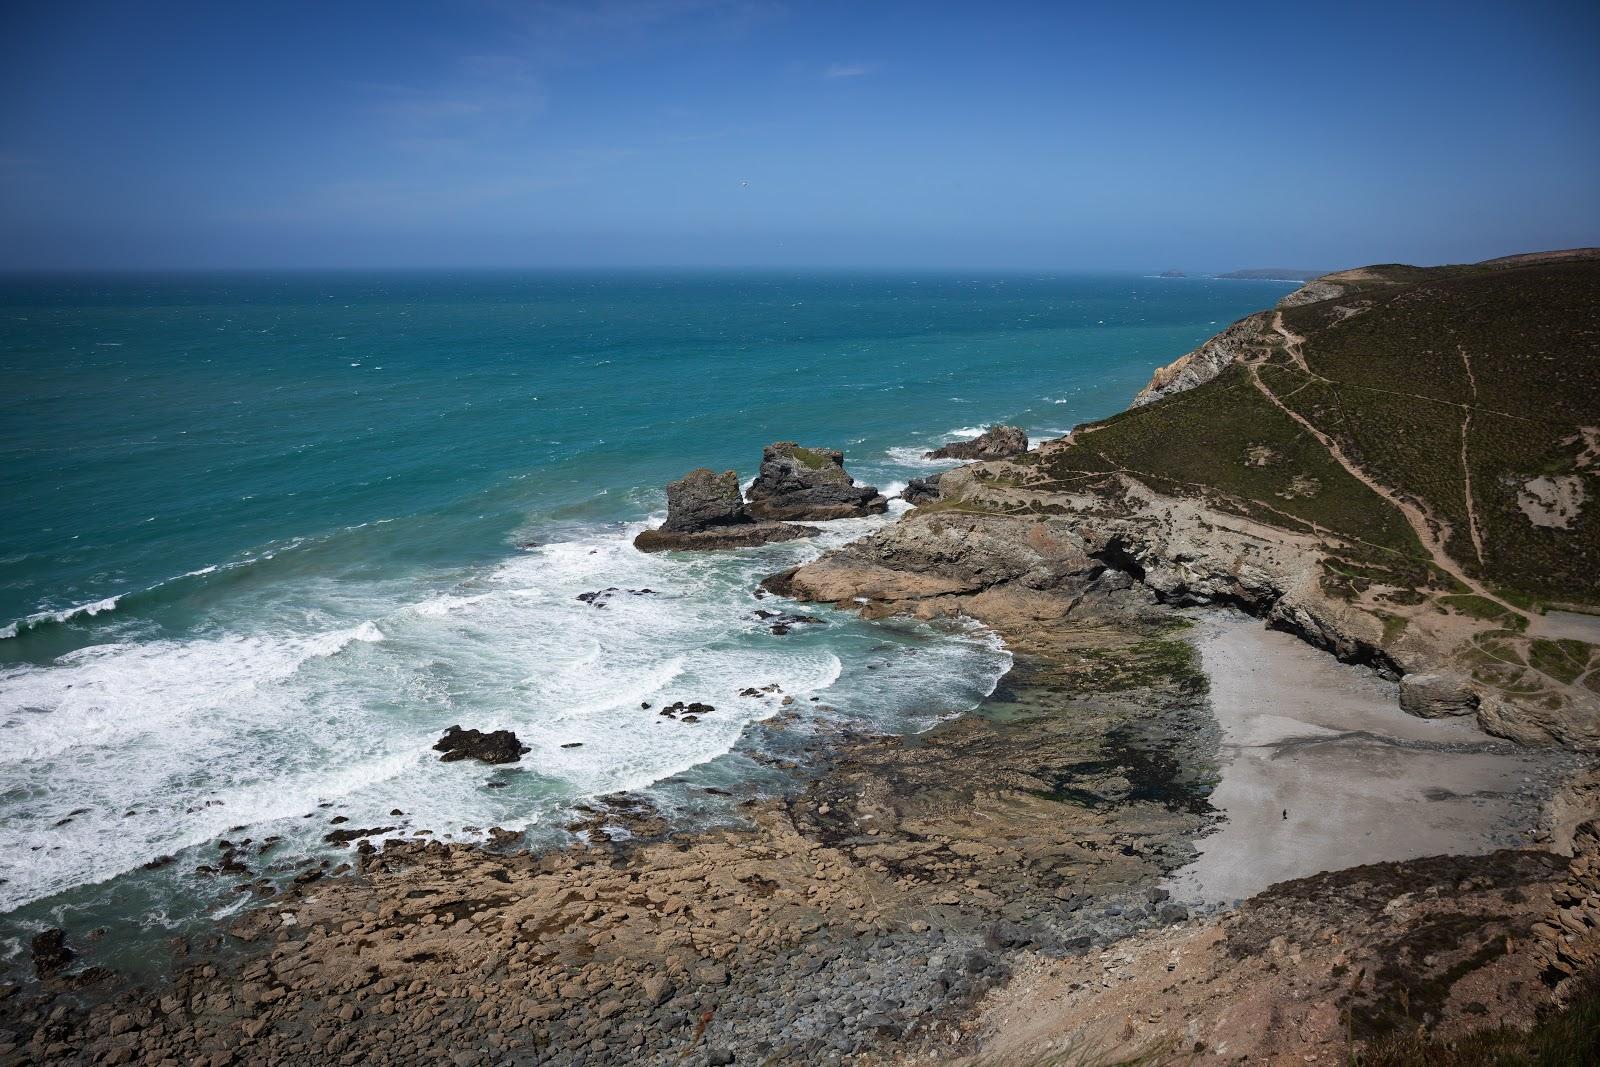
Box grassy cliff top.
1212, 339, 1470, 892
1037, 251, 1600, 609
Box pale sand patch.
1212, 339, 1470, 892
1166, 611, 1554, 905
1518, 473, 1587, 529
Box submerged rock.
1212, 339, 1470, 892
30, 928, 73, 979
923, 424, 1029, 461
746, 442, 888, 521
434, 725, 530, 765
634, 467, 817, 552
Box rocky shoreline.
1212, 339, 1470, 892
0, 581, 1230, 1066
1, 505, 1580, 1065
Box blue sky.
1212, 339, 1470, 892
2, 0, 1597, 270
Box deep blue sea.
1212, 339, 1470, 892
0, 270, 1291, 968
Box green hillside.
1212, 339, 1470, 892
1034, 253, 1600, 608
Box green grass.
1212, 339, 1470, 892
1039, 365, 1423, 556
790, 446, 832, 470
1528, 639, 1595, 685
1439, 594, 1528, 631
1282, 260, 1600, 603
1023, 257, 1599, 608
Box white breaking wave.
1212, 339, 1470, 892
0, 621, 386, 765
0, 595, 123, 639
0, 508, 1008, 915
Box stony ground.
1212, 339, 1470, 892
0, 590, 1221, 1067
949, 838, 1600, 1066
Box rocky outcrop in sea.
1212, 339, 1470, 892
433, 725, 530, 765
745, 442, 888, 521
922, 424, 1028, 461
633, 467, 817, 552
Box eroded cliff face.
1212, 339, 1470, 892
779, 472, 1390, 667
1131, 312, 1274, 408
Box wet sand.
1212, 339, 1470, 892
1166, 610, 1563, 905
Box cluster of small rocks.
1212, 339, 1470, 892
653, 701, 714, 723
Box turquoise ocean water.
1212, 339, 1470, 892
0, 271, 1291, 970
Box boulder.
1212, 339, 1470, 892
902, 474, 943, 506
634, 467, 819, 552
923, 425, 1029, 461
1398, 672, 1480, 718
433, 725, 530, 765
746, 442, 888, 521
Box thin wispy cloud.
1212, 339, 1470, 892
822, 62, 872, 79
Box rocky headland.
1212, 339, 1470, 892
5, 250, 1599, 1066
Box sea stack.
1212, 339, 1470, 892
745, 443, 888, 521
633, 467, 816, 552
923, 424, 1029, 461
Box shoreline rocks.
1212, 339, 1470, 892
634, 467, 817, 552
923, 424, 1028, 461
746, 443, 888, 521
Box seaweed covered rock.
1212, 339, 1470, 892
746, 443, 888, 521
633, 467, 817, 552
924, 425, 1029, 461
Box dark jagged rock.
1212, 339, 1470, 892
30, 929, 73, 979
433, 725, 530, 765
323, 825, 398, 846
660, 467, 746, 532
657, 700, 715, 718
746, 442, 888, 521
577, 586, 658, 607
634, 467, 818, 552
902, 473, 944, 505
635, 522, 814, 552
752, 608, 824, 635
923, 425, 1029, 461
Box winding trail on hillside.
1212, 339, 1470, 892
1459, 345, 1487, 568
1250, 314, 1495, 602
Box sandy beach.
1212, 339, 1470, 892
1167, 611, 1564, 904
